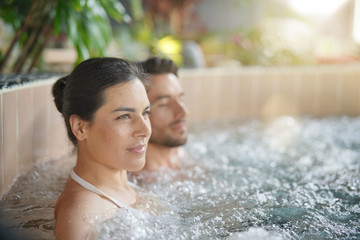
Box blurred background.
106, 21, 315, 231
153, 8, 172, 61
0, 0, 359, 73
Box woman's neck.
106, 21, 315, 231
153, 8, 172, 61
74, 153, 130, 191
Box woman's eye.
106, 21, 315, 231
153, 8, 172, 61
178, 94, 185, 102
143, 110, 151, 118
116, 114, 130, 120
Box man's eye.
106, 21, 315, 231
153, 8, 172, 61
158, 101, 169, 107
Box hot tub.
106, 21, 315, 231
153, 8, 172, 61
0, 65, 359, 239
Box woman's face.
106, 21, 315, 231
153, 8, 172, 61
83, 79, 151, 171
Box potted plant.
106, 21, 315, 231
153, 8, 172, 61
0, 0, 140, 73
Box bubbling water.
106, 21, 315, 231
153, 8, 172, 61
0, 116, 359, 239
0, 154, 75, 240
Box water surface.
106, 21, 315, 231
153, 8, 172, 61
1, 116, 359, 239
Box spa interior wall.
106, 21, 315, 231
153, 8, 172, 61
1, 65, 360, 197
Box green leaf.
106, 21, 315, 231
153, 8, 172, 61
98, 0, 130, 23
130, 0, 144, 20
65, 11, 79, 43
0, 6, 21, 29
53, 1, 67, 35
74, 40, 90, 62
85, 18, 109, 52
71, 0, 83, 11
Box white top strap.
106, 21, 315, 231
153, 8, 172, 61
129, 181, 140, 190
70, 170, 127, 209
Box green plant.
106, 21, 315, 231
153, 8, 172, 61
0, 0, 133, 73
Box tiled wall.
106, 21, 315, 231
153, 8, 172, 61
180, 65, 360, 123
1, 65, 360, 197
0, 79, 73, 196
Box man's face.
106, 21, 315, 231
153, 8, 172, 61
147, 73, 188, 147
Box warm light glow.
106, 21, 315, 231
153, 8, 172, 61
354, 0, 360, 43
265, 116, 300, 152
156, 36, 182, 55
156, 36, 183, 65
288, 0, 348, 17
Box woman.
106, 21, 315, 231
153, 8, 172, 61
52, 57, 151, 239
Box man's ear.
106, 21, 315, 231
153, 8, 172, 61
69, 114, 88, 141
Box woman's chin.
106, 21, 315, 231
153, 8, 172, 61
127, 159, 146, 172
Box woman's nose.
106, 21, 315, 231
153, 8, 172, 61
134, 115, 151, 138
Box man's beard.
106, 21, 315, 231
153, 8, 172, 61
150, 134, 187, 147
151, 119, 187, 147
163, 136, 187, 147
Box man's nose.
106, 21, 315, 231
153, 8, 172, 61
173, 99, 188, 119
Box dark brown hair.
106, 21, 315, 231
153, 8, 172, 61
139, 57, 178, 76
52, 57, 147, 145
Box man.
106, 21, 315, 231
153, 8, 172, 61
140, 57, 189, 171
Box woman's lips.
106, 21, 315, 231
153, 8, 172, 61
127, 144, 146, 154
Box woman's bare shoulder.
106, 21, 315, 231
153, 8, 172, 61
56, 179, 114, 217
54, 180, 116, 240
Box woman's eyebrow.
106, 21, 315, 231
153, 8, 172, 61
113, 104, 151, 113
112, 107, 136, 112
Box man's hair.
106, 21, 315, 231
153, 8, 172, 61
141, 57, 178, 77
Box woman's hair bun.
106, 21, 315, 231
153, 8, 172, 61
52, 76, 68, 113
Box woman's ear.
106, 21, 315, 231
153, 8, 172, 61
69, 114, 88, 141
